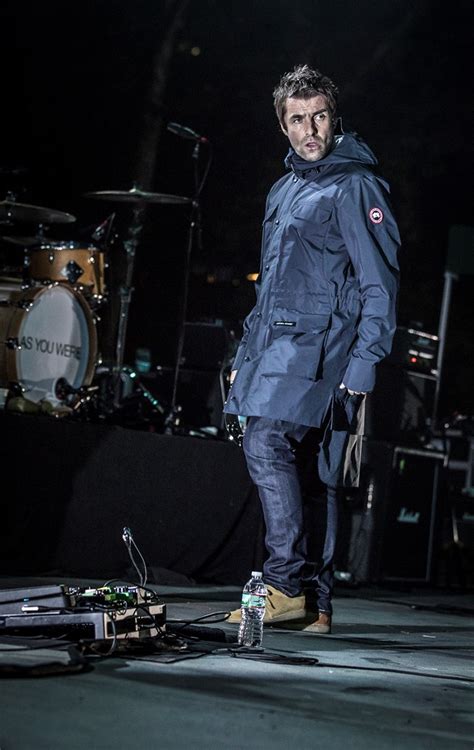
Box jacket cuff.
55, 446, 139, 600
342, 357, 377, 394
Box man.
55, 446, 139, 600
224, 64, 400, 633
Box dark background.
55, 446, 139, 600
0, 0, 472, 420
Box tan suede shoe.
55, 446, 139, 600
227, 585, 306, 624
302, 611, 332, 634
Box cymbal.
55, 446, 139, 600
0, 200, 76, 224
84, 187, 192, 205
2, 235, 55, 247
0, 167, 28, 176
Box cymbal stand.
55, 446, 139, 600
113, 202, 145, 408
164, 199, 199, 433
164, 139, 210, 434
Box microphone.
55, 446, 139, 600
167, 122, 208, 143
92, 213, 115, 244
122, 527, 132, 544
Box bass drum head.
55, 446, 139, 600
6, 285, 97, 405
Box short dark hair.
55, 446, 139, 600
273, 64, 339, 128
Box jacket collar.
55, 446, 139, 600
285, 146, 335, 179
284, 122, 378, 179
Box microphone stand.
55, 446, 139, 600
164, 141, 203, 434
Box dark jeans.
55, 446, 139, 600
243, 416, 339, 614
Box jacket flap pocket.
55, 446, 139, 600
291, 202, 332, 224
271, 308, 331, 334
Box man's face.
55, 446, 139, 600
281, 94, 335, 162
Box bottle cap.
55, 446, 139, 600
251, 571, 262, 578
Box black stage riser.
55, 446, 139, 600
1, 412, 264, 585
2, 412, 459, 588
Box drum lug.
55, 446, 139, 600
16, 299, 34, 311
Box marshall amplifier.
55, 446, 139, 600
385, 326, 439, 375
381, 446, 447, 583
364, 325, 439, 443
365, 365, 436, 443
339, 441, 447, 584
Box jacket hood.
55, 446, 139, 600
285, 132, 378, 178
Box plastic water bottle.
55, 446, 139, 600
238, 571, 267, 649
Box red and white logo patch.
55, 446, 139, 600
369, 207, 384, 224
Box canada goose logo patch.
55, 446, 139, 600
369, 207, 384, 224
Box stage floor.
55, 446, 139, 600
1, 575, 473, 749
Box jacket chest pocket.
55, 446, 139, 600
262, 308, 332, 381
290, 203, 333, 248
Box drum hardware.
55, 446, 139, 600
0, 197, 76, 225
164, 130, 212, 435
1, 296, 34, 312
90, 364, 165, 424
54, 376, 100, 411
83, 184, 191, 419
62, 259, 84, 285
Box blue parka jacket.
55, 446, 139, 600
224, 132, 400, 430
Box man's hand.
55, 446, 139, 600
230, 370, 237, 384
340, 382, 365, 396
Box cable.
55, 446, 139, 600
131, 604, 166, 636
195, 141, 213, 198
167, 610, 231, 625
166, 611, 232, 635
311, 660, 474, 683
121, 527, 148, 588
83, 613, 117, 657
100, 578, 162, 605
102, 613, 118, 656
356, 596, 474, 617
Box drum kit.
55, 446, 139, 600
0, 188, 192, 422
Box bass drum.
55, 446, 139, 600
0, 283, 97, 405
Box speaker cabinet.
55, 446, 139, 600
340, 441, 447, 584
382, 447, 446, 582
365, 364, 436, 443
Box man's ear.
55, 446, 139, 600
280, 120, 288, 136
